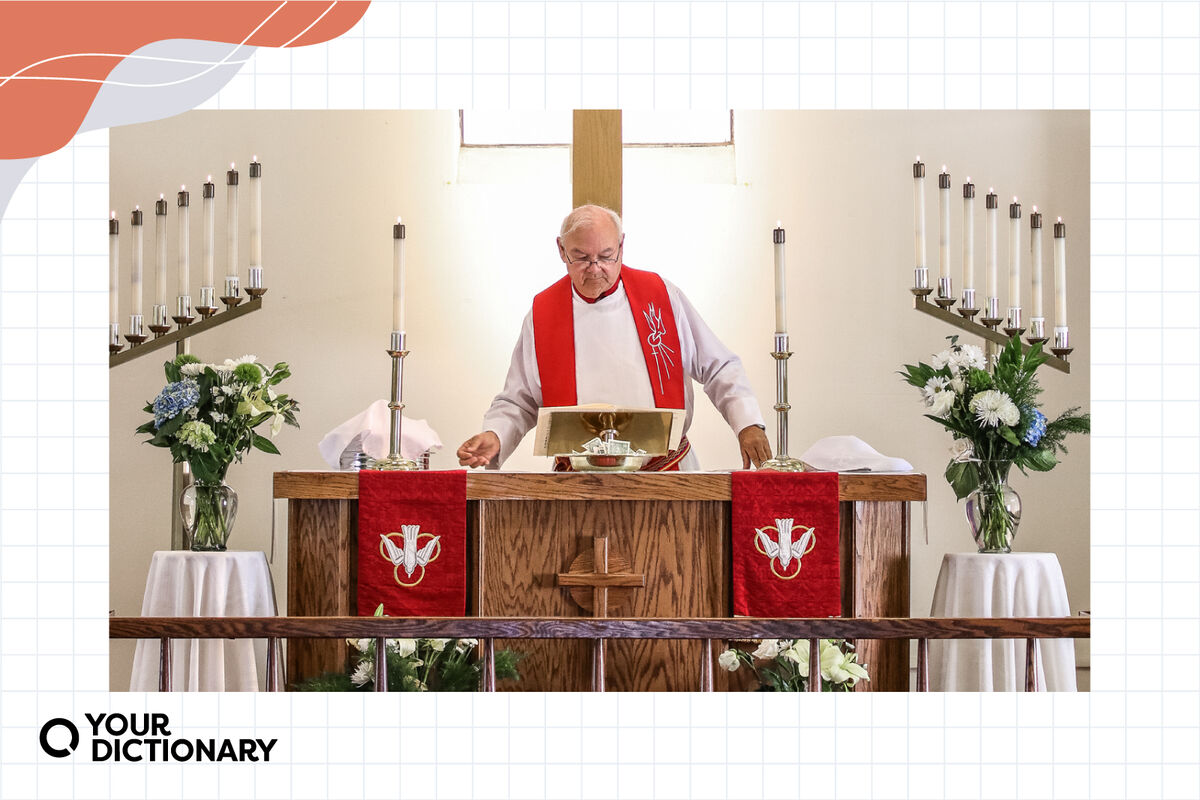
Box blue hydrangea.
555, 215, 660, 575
153, 380, 200, 427
1021, 407, 1048, 446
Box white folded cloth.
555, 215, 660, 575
798, 435, 913, 472
318, 399, 443, 468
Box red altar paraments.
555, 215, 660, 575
357, 470, 467, 617
732, 471, 841, 617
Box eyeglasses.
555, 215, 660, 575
565, 242, 623, 269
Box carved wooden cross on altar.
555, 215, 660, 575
556, 530, 645, 691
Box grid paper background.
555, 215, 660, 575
0, 1, 1195, 798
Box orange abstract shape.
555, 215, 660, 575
0, 1, 370, 159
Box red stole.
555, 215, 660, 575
531, 266, 686, 410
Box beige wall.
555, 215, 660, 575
109, 110, 1090, 689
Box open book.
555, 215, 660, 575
533, 404, 685, 457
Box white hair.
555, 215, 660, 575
559, 204, 623, 239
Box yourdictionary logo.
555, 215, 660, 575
38, 713, 277, 763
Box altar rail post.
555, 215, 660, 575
112, 615, 1088, 693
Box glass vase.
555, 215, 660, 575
180, 479, 238, 551
965, 460, 1021, 554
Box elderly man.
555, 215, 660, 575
457, 205, 771, 470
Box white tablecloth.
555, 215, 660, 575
930, 552, 1077, 692
129, 551, 281, 692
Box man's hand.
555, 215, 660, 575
457, 431, 501, 468
738, 425, 772, 469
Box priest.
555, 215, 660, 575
457, 205, 772, 471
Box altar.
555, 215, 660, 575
274, 471, 925, 691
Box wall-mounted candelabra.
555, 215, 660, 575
109, 157, 267, 368
910, 158, 1075, 374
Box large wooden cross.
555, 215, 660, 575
572, 110, 622, 214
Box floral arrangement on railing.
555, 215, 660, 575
718, 638, 868, 691
900, 336, 1089, 552
294, 606, 523, 692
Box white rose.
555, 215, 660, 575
751, 640, 781, 660
949, 439, 974, 462
718, 650, 741, 672
929, 390, 955, 418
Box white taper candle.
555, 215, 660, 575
985, 190, 998, 300
393, 217, 406, 332
226, 164, 239, 283
109, 212, 119, 325
1008, 198, 1021, 309
913, 158, 926, 269
1030, 208, 1043, 318
938, 167, 951, 281
249, 157, 262, 268
177, 186, 190, 298
962, 179, 975, 292
1054, 218, 1067, 326
131, 207, 144, 317
773, 222, 787, 334
155, 194, 167, 306
202, 177, 215, 288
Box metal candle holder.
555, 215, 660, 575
759, 332, 804, 472
1051, 326, 1073, 360
957, 287, 979, 319
149, 303, 170, 337
1027, 317, 1047, 345
246, 266, 267, 299
195, 286, 218, 318
173, 295, 194, 326
220, 275, 242, 309
1003, 306, 1025, 338
935, 276, 956, 310
125, 313, 146, 347
109, 323, 123, 354
375, 330, 419, 470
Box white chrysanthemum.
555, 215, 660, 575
969, 390, 1019, 428
350, 661, 373, 687
718, 650, 740, 672
921, 376, 949, 402
751, 639, 781, 660
960, 344, 987, 370
180, 363, 208, 376
928, 390, 955, 418
930, 349, 952, 370
949, 439, 974, 462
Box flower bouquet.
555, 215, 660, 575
294, 606, 523, 692
718, 638, 868, 692
900, 336, 1089, 552
136, 354, 299, 550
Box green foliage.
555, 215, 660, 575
137, 357, 300, 479
900, 335, 1089, 501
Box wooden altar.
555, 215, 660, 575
274, 471, 926, 691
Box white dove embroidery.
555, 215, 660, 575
642, 302, 676, 393
380, 525, 440, 578
754, 518, 814, 571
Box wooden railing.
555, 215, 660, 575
110, 615, 1090, 693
